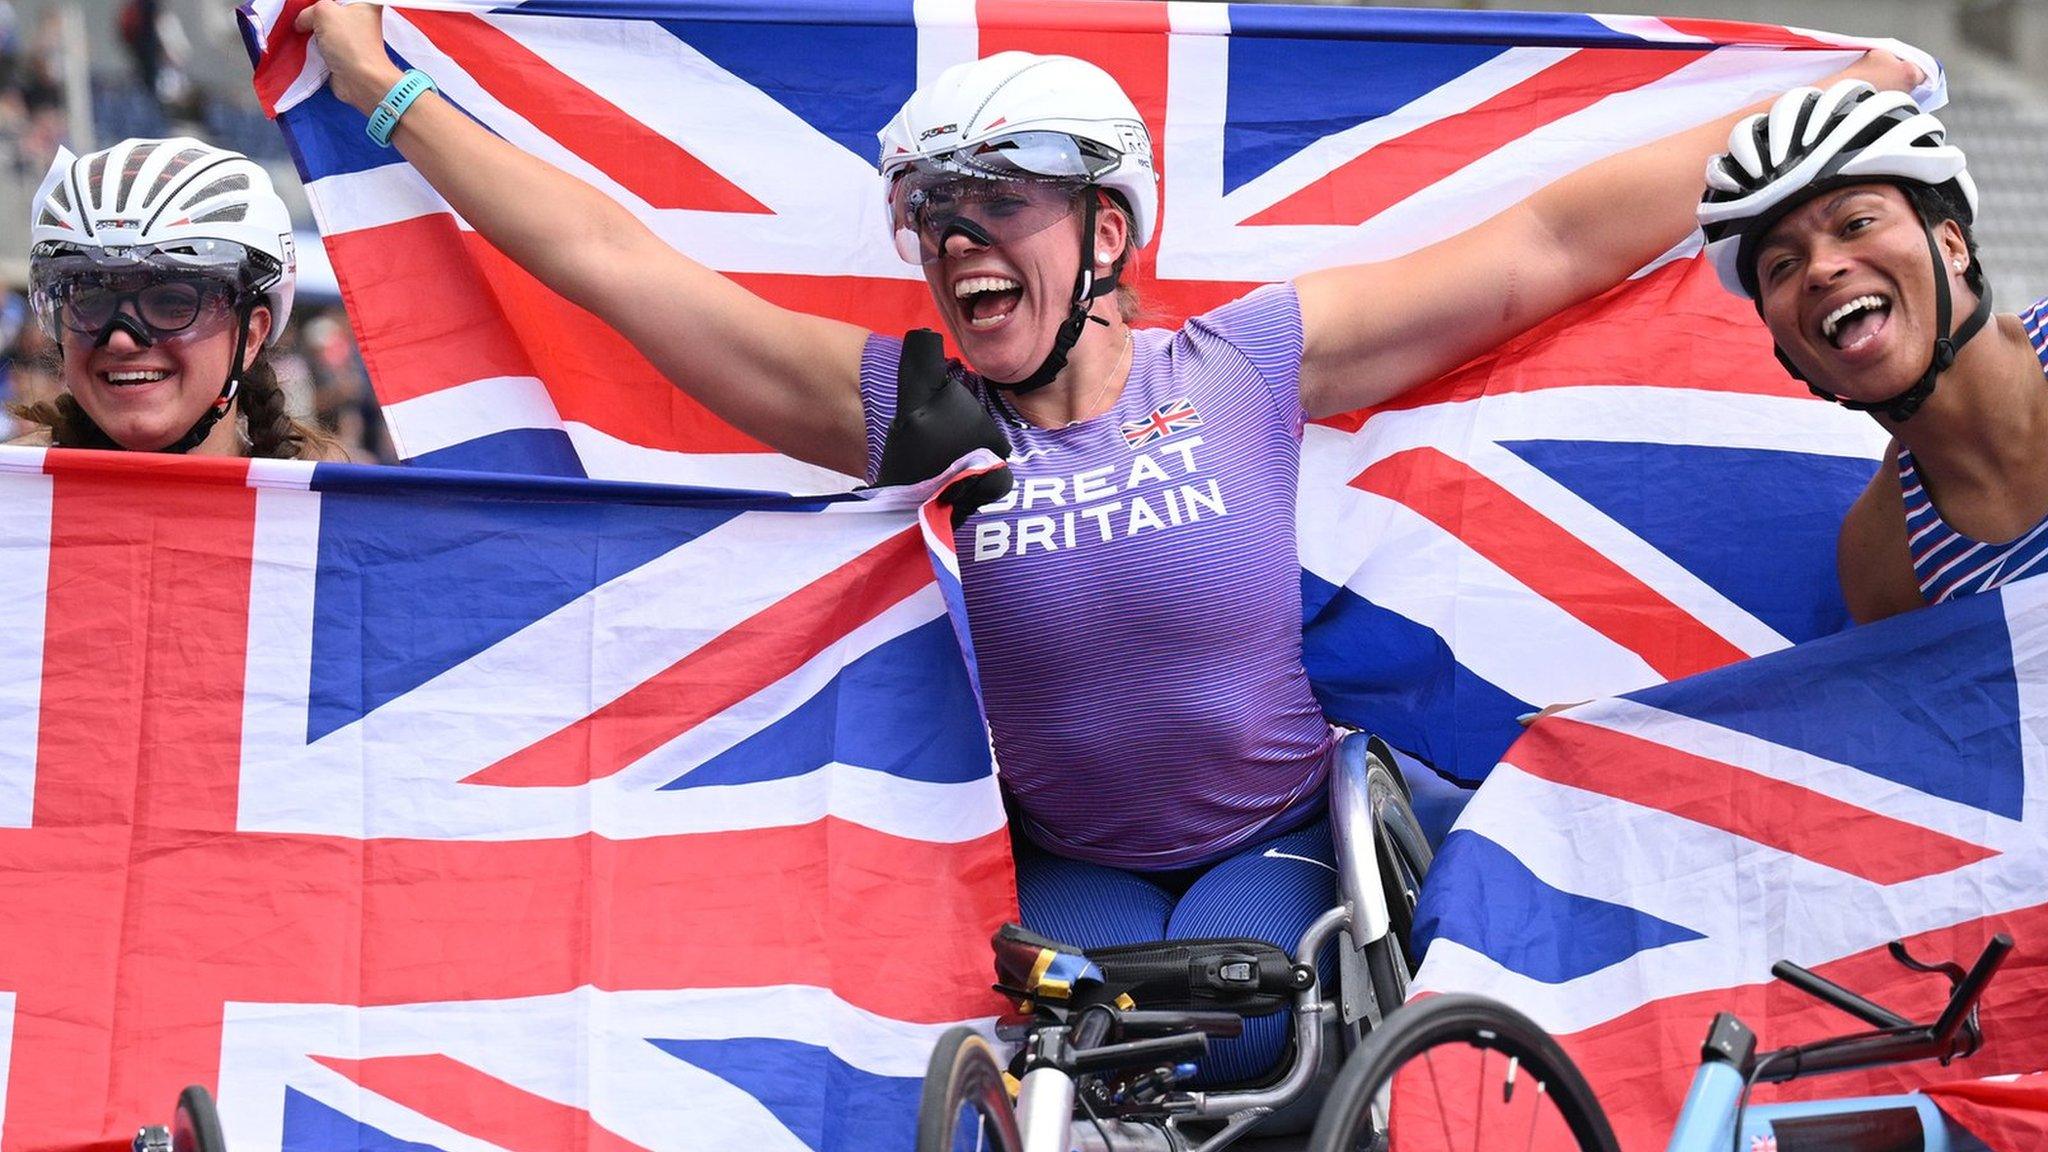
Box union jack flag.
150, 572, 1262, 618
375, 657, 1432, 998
1120, 397, 1203, 449
1412, 576, 2048, 1150
240, 0, 1942, 781
0, 445, 1013, 1151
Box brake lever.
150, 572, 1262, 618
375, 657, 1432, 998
1887, 940, 1968, 985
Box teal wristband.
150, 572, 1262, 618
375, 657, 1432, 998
366, 69, 435, 147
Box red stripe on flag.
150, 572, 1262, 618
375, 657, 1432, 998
1249, 48, 1707, 228
314, 1055, 652, 1152
406, 10, 770, 214
1351, 445, 1748, 679
37, 445, 260, 487
8, 456, 260, 1147
1512, 717, 2000, 883
333, 215, 958, 454
325, 217, 541, 406
1313, 258, 1801, 433
977, 0, 1172, 34
467, 526, 934, 787
346, 821, 1018, 1016
1658, 18, 1841, 49
251, 0, 318, 116
1924, 1072, 2048, 1152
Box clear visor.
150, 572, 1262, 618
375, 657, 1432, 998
29, 245, 252, 341
887, 170, 1083, 265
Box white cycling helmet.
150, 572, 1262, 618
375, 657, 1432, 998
1697, 81, 1987, 421
879, 51, 1157, 249
31, 136, 297, 340
878, 53, 1157, 393
1698, 81, 1974, 301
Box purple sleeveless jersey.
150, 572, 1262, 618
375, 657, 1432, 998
861, 284, 1335, 869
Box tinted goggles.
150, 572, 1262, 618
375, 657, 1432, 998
889, 172, 1083, 265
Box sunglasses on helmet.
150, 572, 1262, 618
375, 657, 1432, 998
938, 131, 1124, 182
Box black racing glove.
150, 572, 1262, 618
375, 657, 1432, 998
874, 328, 1013, 528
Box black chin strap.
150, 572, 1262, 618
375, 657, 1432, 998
983, 192, 1118, 395
1779, 221, 1993, 423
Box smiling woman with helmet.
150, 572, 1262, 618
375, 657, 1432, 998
298, 2, 1911, 1081
8, 136, 343, 459
1699, 81, 2048, 622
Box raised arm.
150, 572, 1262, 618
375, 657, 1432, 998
1295, 51, 1922, 419
297, 2, 870, 476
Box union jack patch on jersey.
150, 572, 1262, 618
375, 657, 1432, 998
1122, 397, 1203, 449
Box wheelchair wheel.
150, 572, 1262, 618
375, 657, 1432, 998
914, 1027, 1022, 1152
1310, 995, 1618, 1152
172, 1086, 226, 1152
1363, 757, 1433, 1014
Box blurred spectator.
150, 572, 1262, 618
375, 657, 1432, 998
301, 306, 395, 462
0, 294, 53, 442
117, 0, 203, 125
2, 7, 68, 175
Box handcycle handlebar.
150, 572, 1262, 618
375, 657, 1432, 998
1754, 933, 2012, 1084
1767, 961, 1912, 1030
1065, 1032, 1211, 1076
1114, 1009, 1245, 1040
1932, 932, 2012, 1044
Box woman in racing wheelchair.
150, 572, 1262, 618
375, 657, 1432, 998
297, 0, 1914, 1088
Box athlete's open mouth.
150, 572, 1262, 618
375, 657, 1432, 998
1820, 294, 1892, 351
956, 276, 1023, 330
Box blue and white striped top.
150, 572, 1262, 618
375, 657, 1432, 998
1898, 296, 2048, 604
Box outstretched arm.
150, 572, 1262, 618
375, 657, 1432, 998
1295, 51, 1922, 419
297, 2, 871, 476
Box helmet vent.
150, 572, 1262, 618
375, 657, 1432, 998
189, 204, 248, 225
182, 174, 249, 209
141, 147, 209, 209
48, 182, 70, 213
85, 152, 109, 209
35, 206, 62, 228
114, 143, 160, 211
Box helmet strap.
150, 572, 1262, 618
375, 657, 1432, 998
983, 191, 1116, 395
1775, 220, 1992, 423
160, 299, 255, 455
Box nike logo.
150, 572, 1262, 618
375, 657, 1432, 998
1262, 848, 1337, 874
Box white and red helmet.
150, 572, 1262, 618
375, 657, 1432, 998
878, 51, 1157, 250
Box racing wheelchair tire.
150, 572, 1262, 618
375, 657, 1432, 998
1358, 753, 1434, 1021
172, 1086, 226, 1152
1309, 994, 1618, 1152
915, 1026, 1022, 1152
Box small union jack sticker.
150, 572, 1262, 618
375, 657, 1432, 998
1121, 397, 1203, 448
1750, 1136, 1778, 1152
